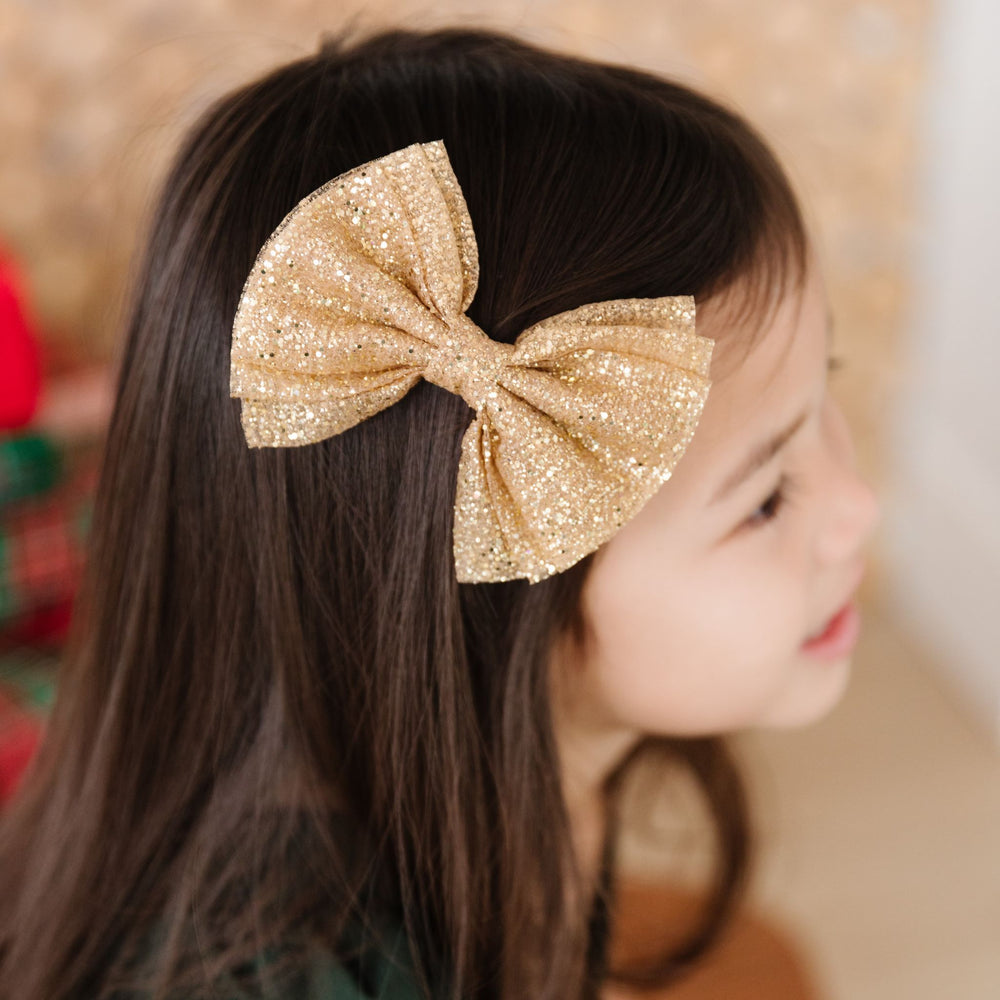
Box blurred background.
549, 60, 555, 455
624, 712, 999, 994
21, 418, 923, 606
0, 1, 996, 998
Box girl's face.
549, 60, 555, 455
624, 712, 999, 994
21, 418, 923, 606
553, 261, 882, 743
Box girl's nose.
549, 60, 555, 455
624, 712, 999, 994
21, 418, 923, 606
815, 399, 883, 565
818, 471, 882, 565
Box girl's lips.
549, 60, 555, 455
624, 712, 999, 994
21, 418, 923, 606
801, 600, 861, 659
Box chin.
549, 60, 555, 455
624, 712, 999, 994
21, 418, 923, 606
755, 655, 853, 729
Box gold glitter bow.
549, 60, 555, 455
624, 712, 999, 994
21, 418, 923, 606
230, 140, 714, 584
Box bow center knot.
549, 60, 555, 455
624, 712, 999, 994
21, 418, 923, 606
422, 313, 516, 412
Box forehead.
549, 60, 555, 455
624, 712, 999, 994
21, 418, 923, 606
662, 265, 829, 506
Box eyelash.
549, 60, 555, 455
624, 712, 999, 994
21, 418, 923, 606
743, 355, 845, 529
746, 473, 797, 528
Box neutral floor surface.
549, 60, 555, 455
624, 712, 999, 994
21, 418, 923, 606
736, 591, 1000, 1000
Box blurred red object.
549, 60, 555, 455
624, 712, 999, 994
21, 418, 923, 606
0, 246, 43, 431
0, 686, 43, 806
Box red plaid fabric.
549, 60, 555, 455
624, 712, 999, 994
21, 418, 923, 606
0, 443, 97, 637
0, 685, 44, 806
0, 442, 95, 806
0, 648, 56, 808
0, 488, 90, 625
0, 434, 62, 506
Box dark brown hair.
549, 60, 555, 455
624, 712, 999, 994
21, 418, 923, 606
0, 26, 807, 1000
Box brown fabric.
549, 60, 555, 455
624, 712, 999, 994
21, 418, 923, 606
606, 879, 823, 1000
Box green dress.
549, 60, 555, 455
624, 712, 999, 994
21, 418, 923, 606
235, 921, 427, 1000
123, 916, 429, 1000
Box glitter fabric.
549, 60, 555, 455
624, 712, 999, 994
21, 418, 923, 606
230, 140, 714, 584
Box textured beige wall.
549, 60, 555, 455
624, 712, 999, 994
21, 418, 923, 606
1, 0, 930, 587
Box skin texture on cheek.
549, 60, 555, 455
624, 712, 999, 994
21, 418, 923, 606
575, 547, 816, 737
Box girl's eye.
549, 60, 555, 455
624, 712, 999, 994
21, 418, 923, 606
739, 359, 843, 531
745, 474, 796, 529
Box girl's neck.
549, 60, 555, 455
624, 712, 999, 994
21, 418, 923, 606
551, 685, 637, 887
549, 631, 640, 890
567, 783, 608, 891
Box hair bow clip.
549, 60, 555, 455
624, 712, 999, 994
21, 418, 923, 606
230, 140, 714, 583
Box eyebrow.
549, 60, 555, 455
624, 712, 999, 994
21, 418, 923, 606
708, 311, 834, 506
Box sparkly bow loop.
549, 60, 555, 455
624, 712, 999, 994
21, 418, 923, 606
230, 140, 715, 583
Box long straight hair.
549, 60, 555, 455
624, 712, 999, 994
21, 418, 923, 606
0, 27, 807, 1000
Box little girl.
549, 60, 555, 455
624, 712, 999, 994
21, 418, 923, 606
0, 26, 880, 1000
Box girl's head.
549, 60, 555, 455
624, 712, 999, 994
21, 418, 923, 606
0, 25, 878, 1000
